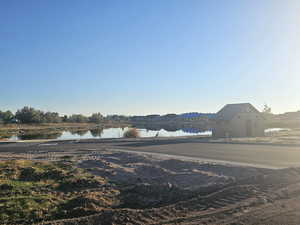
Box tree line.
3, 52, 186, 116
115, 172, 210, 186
0, 107, 104, 124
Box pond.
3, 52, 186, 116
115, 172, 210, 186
7, 127, 288, 141
8, 127, 212, 141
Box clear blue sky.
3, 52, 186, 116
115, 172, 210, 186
1, 0, 299, 115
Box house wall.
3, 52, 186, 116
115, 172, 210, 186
213, 112, 265, 138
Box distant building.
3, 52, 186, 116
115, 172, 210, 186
179, 112, 216, 121
213, 103, 265, 138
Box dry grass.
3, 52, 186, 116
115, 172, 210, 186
123, 128, 140, 138
0, 160, 117, 225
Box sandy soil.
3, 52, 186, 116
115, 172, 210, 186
2, 137, 300, 224
27, 149, 300, 225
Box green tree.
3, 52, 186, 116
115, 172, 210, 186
0, 110, 14, 123
67, 114, 88, 123
15, 107, 44, 123
62, 115, 68, 122
88, 113, 103, 123
43, 112, 62, 123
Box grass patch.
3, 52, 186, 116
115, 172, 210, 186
0, 160, 118, 225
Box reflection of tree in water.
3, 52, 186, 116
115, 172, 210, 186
68, 129, 88, 136
162, 125, 181, 132
69, 130, 78, 135
135, 123, 212, 134
181, 128, 202, 133
141, 124, 161, 131
18, 131, 63, 140
181, 126, 212, 134
74, 130, 89, 136
90, 128, 104, 137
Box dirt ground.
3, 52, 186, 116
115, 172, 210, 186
2, 138, 300, 224
1, 148, 297, 225
2, 136, 300, 168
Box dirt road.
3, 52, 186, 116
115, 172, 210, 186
1, 137, 300, 168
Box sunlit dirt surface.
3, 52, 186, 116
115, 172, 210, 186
12, 150, 299, 225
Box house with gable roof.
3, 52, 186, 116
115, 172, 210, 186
213, 103, 265, 138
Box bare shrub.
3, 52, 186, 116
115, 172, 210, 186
123, 128, 140, 138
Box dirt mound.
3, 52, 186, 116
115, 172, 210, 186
5, 151, 300, 225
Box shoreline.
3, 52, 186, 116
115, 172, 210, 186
1, 124, 300, 147
0, 122, 131, 139
2, 134, 300, 148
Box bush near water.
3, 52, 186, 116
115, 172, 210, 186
123, 128, 140, 138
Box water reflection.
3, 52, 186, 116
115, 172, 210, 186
3, 126, 286, 141
137, 124, 212, 133
90, 128, 104, 137
181, 127, 208, 133
68, 130, 88, 136
75, 130, 89, 136
17, 132, 63, 140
